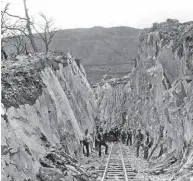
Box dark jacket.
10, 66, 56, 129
97, 132, 105, 142
127, 130, 132, 138
136, 132, 144, 144
104, 132, 108, 142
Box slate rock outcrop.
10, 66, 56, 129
95, 20, 193, 180
1, 51, 96, 181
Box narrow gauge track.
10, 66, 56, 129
98, 143, 137, 181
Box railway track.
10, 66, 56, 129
98, 143, 137, 181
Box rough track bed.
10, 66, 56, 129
98, 143, 139, 181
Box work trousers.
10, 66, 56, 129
95, 140, 99, 151
144, 147, 149, 160
127, 136, 132, 146
99, 141, 108, 157
121, 135, 126, 144
136, 142, 142, 158
136, 145, 140, 157
83, 142, 90, 157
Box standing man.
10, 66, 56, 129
133, 128, 136, 141
110, 128, 115, 143
109, 129, 113, 143
83, 129, 92, 157
104, 130, 108, 143
144, 131, 151, 160
135, 128, 144, 158
117, 127, 121, 142
89, 131, 94, 152
113, 128, 116, 142
126, 128, 133, 146
96, 128, 108, 157
121, 129, 126, 144
115, 127, 119, 142
95, 128, 99, 151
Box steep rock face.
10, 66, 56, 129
95, 20, 193, 179
135, 19, 193, 157
1, 52, 96, 181
93, 75, 131, 129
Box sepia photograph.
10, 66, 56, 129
1, 0, 193, 180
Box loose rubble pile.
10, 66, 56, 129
95, 19, 193, 180
36, 146, 97, 181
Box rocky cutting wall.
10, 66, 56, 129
95, 20, 193, 179
1, 52, 96, 181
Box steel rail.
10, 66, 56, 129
101, 143, 129, 181
119, 143, 129, 181
101, 144, 114, 181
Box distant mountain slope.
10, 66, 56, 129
35, 27, 142, 83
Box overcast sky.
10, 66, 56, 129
2, 0, 193, 29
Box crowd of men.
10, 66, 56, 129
81, 126, 153, 160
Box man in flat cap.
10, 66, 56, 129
143, 131, 153, 159
135, 128, 144, 157
96, 127, 108, 157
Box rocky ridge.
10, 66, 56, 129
95, 19, 193, 180
1, 52, 96, 181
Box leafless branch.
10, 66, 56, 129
4, 12, 27, 21
33, 13, 59, 53
1, 2, 31, 59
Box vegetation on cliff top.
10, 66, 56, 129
1, 52, 73, 108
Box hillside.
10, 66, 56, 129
35, 26, 141, 84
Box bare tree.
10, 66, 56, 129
23, 0, 38, 52
1, 3, 9, 35
33, 13, 58, 53
1, 1, 38, 59
1, 3, 15, 60
8, 32, 28, 55
1, 3, 28, 37
1, 3, 29, 59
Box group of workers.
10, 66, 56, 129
81, 126, 153, 160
